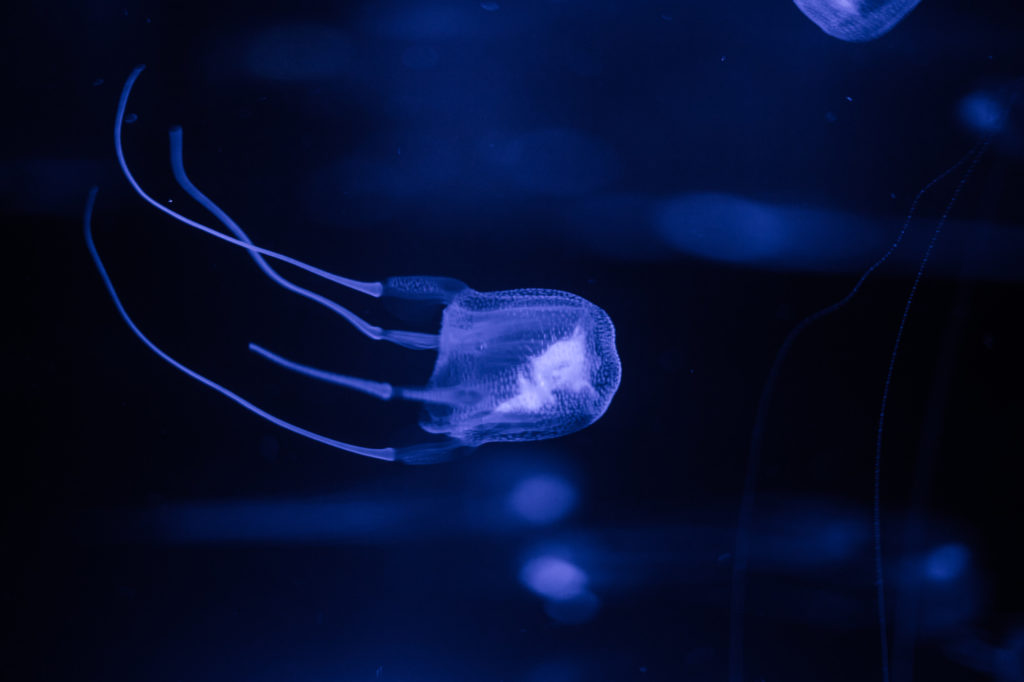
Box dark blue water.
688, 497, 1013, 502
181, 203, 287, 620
10, 1, 1024, 680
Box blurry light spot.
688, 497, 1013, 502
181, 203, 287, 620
481, 2, 500, 10
508, 474, 577, 524
960, 91, 1009, 136
92, 78, 104, 86
825, 111, 838, 123
817, 520, 862, 561
124, 113, 138, 124
520, 555, 588, 601
656, 193, 788, 264
924, 543, 970, 582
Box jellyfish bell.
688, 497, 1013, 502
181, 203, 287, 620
418, 288, 619, 447
793, 0, 922, 42
84, 65, 622, 464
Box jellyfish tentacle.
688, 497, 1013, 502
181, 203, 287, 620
728, 141, 986, 682
383, 276, 469, 304
248, 343, 471, 406
379, 329, 439, 349
168, 126, 437, 351
248, 343, 394, 400
871, 139, 990, 682
392, 438, 463, 465
114, 64, 382, 298
84, 187, 395, 462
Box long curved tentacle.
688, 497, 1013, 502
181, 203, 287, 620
167, 126, 438, 350
114, 65, 382, 297
84, 186, 396, 462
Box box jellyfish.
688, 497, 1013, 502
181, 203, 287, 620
793, 0, 922, 42
84, 66, 621, 464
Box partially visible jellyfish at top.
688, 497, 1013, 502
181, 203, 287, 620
793, 0, 922, 42
83, 65, 622, 464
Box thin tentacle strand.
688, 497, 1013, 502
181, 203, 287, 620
728, 141, 987, 682
167, 126, 439, 350
114, 65, 383, 298
83, 186, 396, 462
248, 343, 477, 408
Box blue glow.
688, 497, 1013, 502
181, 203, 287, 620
86, 66, 621, 463
752, 501, 869, 570
948, 627, 1024, 680
958, 82, 1024, 160
155, 498, 412, 543
655, 191, 1024, 281
243, 24, 352, 81
924, 543, 970, 582
401, 45, 440, 70
488, 129, 619, 196
525, 660, 586, 682
656, 192, 876, 270
362, 2, 481, 40
519, 543, 601, 624
324, 127, 618, 204
958, 85, 1023, 157
793, 0, 922, 42
960, 92, 1009, 136
507, 474, 578, 524
543, 590, 601, 625
519, 555, 588, 601
888, 541, 981, 641
0, 158, 101, 214
656, 193, 792, 265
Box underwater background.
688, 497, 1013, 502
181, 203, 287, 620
8, 0, 1024, 680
